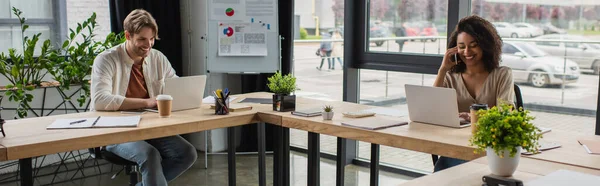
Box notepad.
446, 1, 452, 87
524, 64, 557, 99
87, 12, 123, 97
47, 116, 141, 129
578, 139, 600, 155
341, 117, 408, 130
291, 108, 322, 117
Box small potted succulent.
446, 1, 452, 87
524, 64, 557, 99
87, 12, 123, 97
267, 72, 299, 112
469, 102, 542, 177
322, 105, 334, 120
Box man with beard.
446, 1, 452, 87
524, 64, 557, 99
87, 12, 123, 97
91, 9, 197, 186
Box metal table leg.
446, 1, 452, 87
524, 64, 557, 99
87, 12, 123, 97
19, 158, 33, 186
228, 127, 236, 186
258, 122, 266, 186
336, 138, 346, 186
308, 132, 320, 186
370, 144, 380, 186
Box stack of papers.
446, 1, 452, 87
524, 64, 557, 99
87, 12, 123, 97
47, 116, 141, 129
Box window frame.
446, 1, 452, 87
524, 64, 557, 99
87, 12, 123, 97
0, 0, 66, 51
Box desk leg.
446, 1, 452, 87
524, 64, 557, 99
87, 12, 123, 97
370, 144, 379, 186
257, 122, 266, 186
283, 127, 290, 186
336, 138, 346, 186
308, 132, 320, 186
19, 158, 33, 186
228, 127, 236, 186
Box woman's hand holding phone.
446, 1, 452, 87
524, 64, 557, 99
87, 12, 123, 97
440, 47, 459, 73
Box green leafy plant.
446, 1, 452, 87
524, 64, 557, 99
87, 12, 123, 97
323, 105, 333, 112
299, 27, 308, 39
469, 102, 542, 158
0, 7, 53, 118
267, 72, 299, 95
47, 13, 125, 107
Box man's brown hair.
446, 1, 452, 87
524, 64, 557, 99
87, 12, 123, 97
123, 9, 160, 40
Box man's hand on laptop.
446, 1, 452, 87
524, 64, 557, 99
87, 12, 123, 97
459, 112, 471, 121
146, 97, 157, 109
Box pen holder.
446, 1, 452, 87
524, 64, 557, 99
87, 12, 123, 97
215, 97, 229, 115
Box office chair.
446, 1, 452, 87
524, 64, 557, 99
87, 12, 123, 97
89, 147, 139, 186
431, 84, 525, 166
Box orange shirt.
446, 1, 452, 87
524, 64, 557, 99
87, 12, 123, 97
125, 63, 150, 99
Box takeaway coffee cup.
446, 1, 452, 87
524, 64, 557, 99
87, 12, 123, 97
156, 95, 173, 118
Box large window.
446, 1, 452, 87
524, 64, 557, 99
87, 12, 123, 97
0, 0, 56, 55
472, 0, 599, 121
367, 0, 448, 55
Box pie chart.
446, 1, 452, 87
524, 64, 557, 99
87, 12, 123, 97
225, 8, 235, 17
223, 27, 234, 37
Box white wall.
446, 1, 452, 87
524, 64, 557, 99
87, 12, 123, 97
294, 0, 336, 32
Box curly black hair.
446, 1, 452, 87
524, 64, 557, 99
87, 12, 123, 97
448, 15, 502, 73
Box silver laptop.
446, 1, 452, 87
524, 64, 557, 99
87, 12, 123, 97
404, 84, 470, 128
148, 75, 207, 112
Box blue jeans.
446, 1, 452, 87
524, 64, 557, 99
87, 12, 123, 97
433, 156, 467, 172
106, 135, 198, 186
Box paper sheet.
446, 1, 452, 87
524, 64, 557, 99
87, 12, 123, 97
218, 22, 267, 56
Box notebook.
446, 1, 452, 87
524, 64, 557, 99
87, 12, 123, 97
578, 139, 600, 155
526, 169, 600, 186
292, 108, 322, 117
47, 116, 141, 129
521, 140, 561, 155
341, 117, 408, 130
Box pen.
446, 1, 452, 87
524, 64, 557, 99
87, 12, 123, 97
91, 116, 101, 127
70, 119, 87, 125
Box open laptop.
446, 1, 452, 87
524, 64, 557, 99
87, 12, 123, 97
147, 75, 207, 112
404, 84, 470, 128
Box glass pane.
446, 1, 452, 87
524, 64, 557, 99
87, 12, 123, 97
367, 0, 448, 55
292, 0, 344, 153
0, 26, 12, 56
66, 0, 112, 41
0, 1, 10, 18
358, 70, 437, 173
2, 25, 53, 56
6, 0, 53, 19
472, 1, 598, 136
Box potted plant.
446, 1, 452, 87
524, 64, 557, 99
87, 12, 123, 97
267, 72, 298, 112
469, 102, 542, 177
322, 105, 334, 120
0, 7, 53, 118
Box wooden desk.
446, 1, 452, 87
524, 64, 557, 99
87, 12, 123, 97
1, 92, 597, 186
0, 92, 277, 186
525, 130, 600, 170
400, 157, 600, 186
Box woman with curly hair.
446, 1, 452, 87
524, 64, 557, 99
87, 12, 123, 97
432, 15, 515, 172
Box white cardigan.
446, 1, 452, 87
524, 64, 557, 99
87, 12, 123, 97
90, 42, 177, 111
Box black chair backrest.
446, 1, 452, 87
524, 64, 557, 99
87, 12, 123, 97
514, 84, 523, 110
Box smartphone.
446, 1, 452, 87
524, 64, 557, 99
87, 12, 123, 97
453, 53, 458, 64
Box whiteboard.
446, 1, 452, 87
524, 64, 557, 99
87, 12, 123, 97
206, 0, 280, 73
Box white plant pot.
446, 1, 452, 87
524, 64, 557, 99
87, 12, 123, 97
486, 146, 522, 177
322, 112, 334, 120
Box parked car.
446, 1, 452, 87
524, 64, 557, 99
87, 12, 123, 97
501, 41, 580, 87
513, 22, 544, 37
369, 21, 391, 46
403, 21, 439, 42
492, 22, 531, 38
534, 34, 600, 74
534, 23, 567, 35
